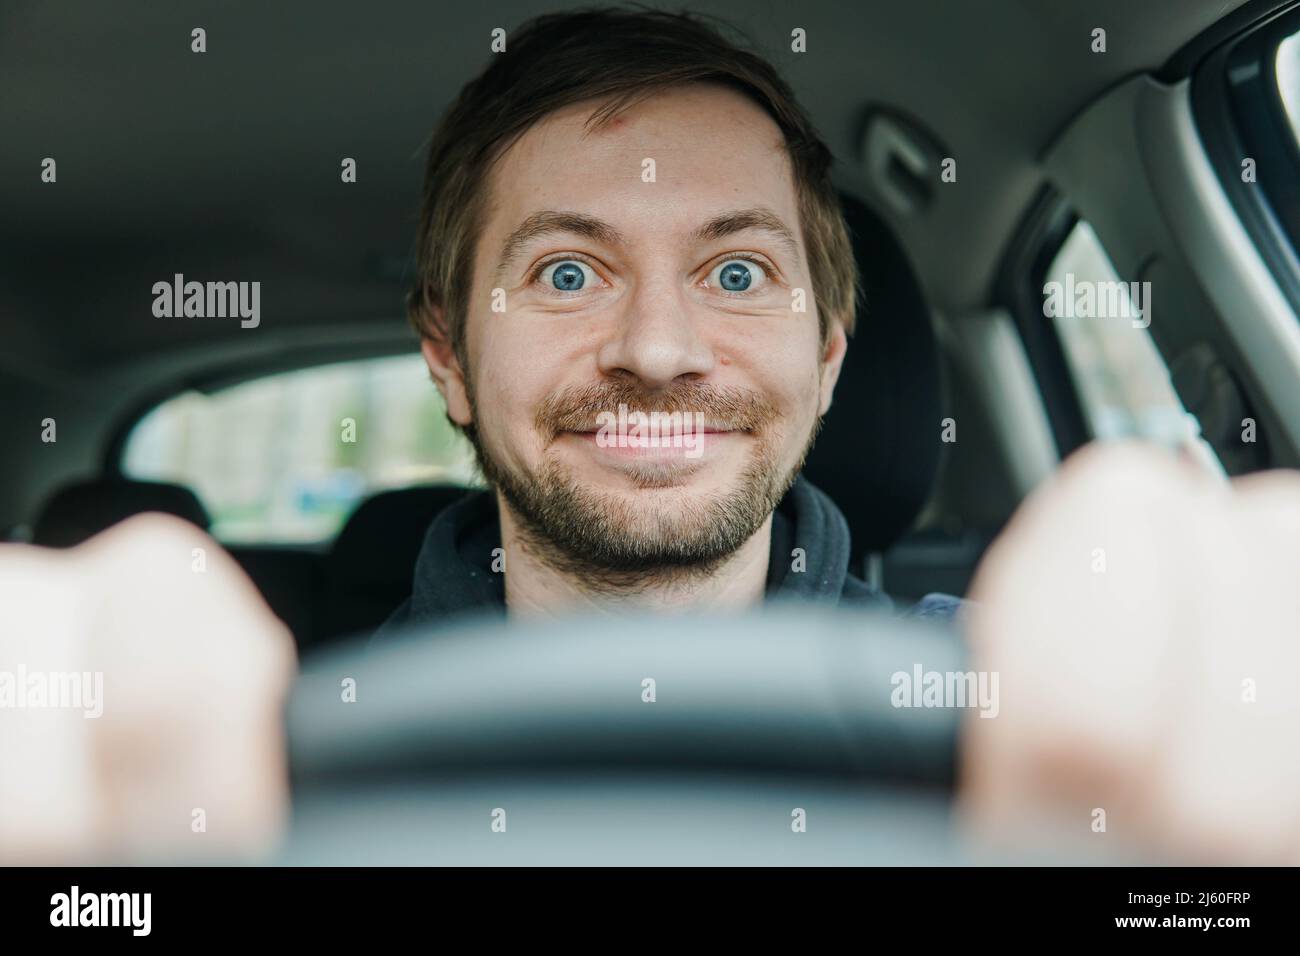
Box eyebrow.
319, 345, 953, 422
691, 207, 800, 260
492, 205, 801, 279
494, 211, 627, 280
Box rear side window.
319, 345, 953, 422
1043, 221, 1218, 462
122, 354, 480, 543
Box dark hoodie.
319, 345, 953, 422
370, 475, 960, 646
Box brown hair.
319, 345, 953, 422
408, 7, 858, 370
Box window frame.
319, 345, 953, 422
1189, 1, 1300, 318
994, 186, 1092, 459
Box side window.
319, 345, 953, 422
1280, 27, 1300, 140
1199, 9, 1300, 305
1042, 221, 1220, 467
122, 354, 481, 543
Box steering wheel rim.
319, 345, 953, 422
286, 605, 965, 788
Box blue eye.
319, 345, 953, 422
715, 260, 761, 292
547, 261, 587, 291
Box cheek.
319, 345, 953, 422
736, 327, 825, 420
468, 314, 566, 449
760, 343, 828, 459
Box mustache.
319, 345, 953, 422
535, 381, 779, 438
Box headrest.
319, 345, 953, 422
327, 485, 470, 591
800, 193, 942, 562
32, 477, 211, 547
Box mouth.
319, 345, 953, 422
564, 426, 739, 437
559, 426, 744, 463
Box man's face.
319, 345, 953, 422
428, 83, 847, 578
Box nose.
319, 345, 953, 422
596, 279, 715, 389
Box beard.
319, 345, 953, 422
464, 379, 819, 592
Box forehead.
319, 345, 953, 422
479, 84, 798, 245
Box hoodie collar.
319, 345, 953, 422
400, 474, 859, 625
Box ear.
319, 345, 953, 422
816, 322, 848, 417
419, 324, 473, 427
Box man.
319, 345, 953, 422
3, 8, 1300, 867
377, 8, 958, 633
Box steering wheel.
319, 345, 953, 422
277, 606, 969, 864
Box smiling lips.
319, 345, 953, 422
565, 426, 740, 461
537, 385, 773, 469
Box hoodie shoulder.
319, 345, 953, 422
838, 571, 896, 611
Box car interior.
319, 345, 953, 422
3, 0, 1299, 665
